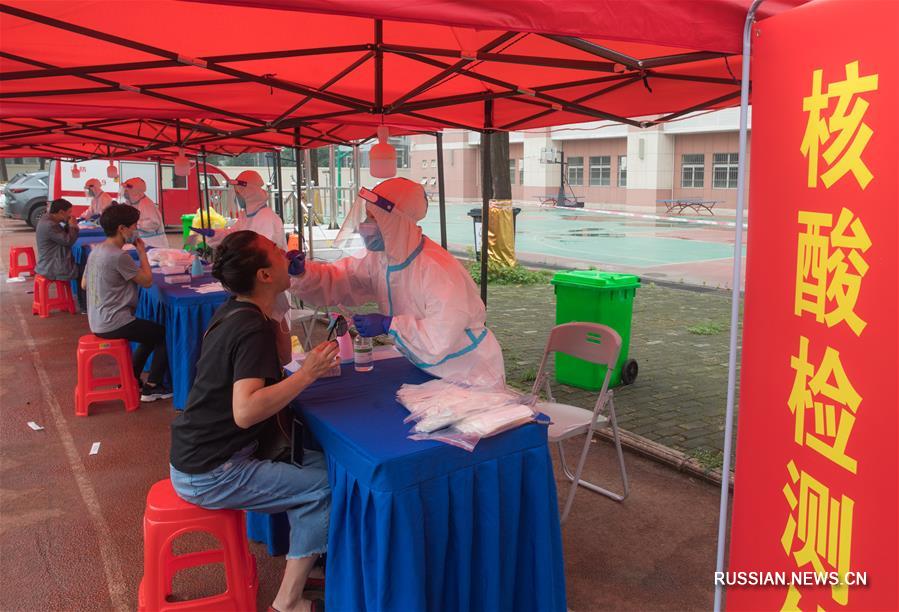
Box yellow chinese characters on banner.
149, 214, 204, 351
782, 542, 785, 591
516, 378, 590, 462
783, 58, 878, 610
781, 460, 855, 609
801, 61, 878, 189
795, 208, 871, 336
788, 336, 861, 473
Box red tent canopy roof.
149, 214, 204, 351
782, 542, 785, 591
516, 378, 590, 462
1, 0, 809, 159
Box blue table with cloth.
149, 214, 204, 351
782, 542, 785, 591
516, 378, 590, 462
247, 357, 566, 612
135, 273, 228, 409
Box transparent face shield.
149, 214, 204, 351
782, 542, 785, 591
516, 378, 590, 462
119, 182, 137, 204
226, 178, 248, 212
332, 187, 396, 258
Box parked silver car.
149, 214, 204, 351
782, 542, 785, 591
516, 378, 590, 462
2, 171, 49, 228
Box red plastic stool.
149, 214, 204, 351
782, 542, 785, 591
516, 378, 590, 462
8, 246, 36, 278
32, 274, 77, 318
139, 479, 258, 612
74, 335, 140, 416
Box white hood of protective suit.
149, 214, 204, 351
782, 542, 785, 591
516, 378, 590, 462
366, 178, 427, 265
241, 185, 269, 216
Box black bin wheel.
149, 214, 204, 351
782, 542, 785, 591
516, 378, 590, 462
620, 358, 638, 385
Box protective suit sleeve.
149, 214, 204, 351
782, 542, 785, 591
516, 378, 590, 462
389, 300, 475, 367
288, 255, 378, 307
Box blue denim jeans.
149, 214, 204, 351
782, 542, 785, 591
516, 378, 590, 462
170, 443, 330, 559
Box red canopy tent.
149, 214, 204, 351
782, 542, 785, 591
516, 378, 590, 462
0, 3, 812, 610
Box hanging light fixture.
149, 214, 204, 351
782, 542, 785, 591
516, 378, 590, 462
106, 161, 118, 179
174, 148, 194, 177
369, 125, 397, 178
70, 164, 81, 179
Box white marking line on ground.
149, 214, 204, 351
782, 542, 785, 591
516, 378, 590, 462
588, 207, 748, 229
27, 421, 44, 431
14, 304, 129, 612
90, 442, 101, 455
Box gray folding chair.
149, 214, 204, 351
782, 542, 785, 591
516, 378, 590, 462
531, 322, 629, 524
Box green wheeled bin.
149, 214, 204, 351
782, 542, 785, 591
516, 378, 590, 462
181, 214, 196, 249
551, 270, 640, 389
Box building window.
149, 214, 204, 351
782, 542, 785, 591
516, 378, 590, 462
567, 156, 584, 186
430, 159, 437, 168
712, 152, 739, 189
618, 155, 627, 187
509, 159, 516, 184
391, 138, 411, 169
421, 159, 428, 168
519, 159, 524, 185
589, 156, 611, 186
681, 153, 705, 188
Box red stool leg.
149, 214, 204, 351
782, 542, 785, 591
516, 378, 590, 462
31, 276, 41, 315
115, 344, 140, 412
75, 346, 90, 417
35, 276, 50, 318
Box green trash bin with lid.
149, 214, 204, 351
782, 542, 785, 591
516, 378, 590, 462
181, 214, 196, 249
551, 270, 640, 389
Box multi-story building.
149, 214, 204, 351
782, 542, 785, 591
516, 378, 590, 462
407, 107, 752, 217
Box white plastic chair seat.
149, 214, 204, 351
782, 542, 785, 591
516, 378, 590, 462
537, 401, 610, 442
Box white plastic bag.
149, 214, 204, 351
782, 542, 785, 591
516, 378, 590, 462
397, 379, 536, 451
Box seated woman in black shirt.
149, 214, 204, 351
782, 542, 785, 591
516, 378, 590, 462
170, 231, 339, 612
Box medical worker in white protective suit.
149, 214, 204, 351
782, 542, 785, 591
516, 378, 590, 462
120, 177, 168, 248
286, 177, 506, 388
190, 170, 286, 250
79, 178, 113, 220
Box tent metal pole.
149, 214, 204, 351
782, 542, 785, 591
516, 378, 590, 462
156, 159, 166, 225
436, 131, 448, 249
714, 2, 762, 610
201, 146, 213, 243
328, 145, 338, 229
273, 149, 283, 219
352, 143, 361, 195
303, 149, 315, 261
294, 128, 305, 254
479, 99, 493, 306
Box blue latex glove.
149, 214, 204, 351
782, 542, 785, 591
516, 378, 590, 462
286, 250, 306, 276
190, 227, 215, 238
88, 214, 101, 222
353, 313, 392, 337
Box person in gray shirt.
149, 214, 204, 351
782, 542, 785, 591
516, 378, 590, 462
83, 204, 172, 402
35, 199, 79, 280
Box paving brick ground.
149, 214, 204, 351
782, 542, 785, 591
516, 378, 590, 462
485, 277, 742, 467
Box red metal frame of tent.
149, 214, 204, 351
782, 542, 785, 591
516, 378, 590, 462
2, 0, 798, 158
0, 2, 811, 609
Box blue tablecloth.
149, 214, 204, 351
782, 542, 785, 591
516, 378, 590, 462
135, 272, 228, 408
247, 358, 566, 612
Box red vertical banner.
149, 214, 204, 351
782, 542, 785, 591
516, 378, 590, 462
728, 0, 898, 610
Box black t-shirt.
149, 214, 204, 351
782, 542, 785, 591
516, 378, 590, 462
170, 297, 283, 474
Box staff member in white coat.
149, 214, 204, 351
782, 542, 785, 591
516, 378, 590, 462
191, 170, 286, 250
286, 178, 506, 389
79, 178, 114, 220
120, 177, 168, 249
